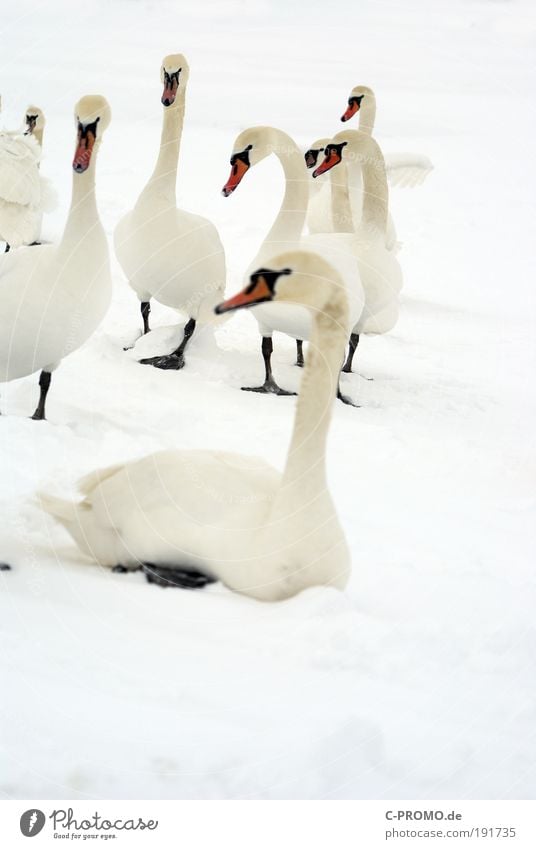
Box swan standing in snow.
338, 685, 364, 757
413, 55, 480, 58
222, 126, 364, 402
312, 129, 403, 373
114, 54, 226, 370
0, 101, 54, 251
40, 251, 351, 602
0, 96, 112, 420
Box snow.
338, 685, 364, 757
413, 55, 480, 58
1, 0, 535, 800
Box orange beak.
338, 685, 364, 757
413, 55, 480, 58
341, 100, 359, 122
72, 125, 96, 173
215, 275, 273, 314
222, 158, 250, 197
312, 148, 341, 178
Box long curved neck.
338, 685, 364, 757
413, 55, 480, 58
257, 129, 309, 263
270, 294, 348, 518
350, 134, 388, 235
33, 127, 44, 147
59, 151, 102, 252
329, 163, 354, 233
141, 94, 186, 203
358, 90, 376, 136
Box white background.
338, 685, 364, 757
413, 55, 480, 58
0, 0, 535, 800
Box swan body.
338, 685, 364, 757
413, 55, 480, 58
114, 55, 225, 362
0, 96, 112, 418
0, 105, 55, 249
40, 251, 352, 602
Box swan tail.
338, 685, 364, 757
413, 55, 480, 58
37, 490, 121, 567
37, 491, 86, 523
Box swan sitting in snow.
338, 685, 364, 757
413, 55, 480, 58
0, 96, 112, 420
0, 100, 55, 251
40, 250, 352, 602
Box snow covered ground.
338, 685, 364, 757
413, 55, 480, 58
1, 0, 535, 799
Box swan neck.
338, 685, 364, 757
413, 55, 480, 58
144, 96, 185, 200
272, 300, 347, 514
257, 131, 309, 262
353, 136, 388, 234
329, 163, 354, 233
359, 92, 376, 135
60, 153, 101, 249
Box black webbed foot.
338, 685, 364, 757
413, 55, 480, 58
337, 389, 360, 407
0, 563, 12, 571
142, 563, 216, 589
242, 379, 296, 397
139, 353, 185, 370
112, 565, 129, 573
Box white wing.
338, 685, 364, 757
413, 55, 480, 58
385, 152, 434, 188
0, 132, 42, 206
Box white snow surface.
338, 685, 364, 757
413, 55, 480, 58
1, 0, 535, 800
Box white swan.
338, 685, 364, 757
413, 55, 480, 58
0, 102, 55, 251
222, 126, 364, 402
114, 54, 226, 370
312, 129, 403, 373
39, 250, 351, 602
306, 85, 433, 245
341, 84, 434, 186
0, 95, 112, 419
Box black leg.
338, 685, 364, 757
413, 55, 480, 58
141, 300, 151, 335
242, 336, 296, 396
139, 317, 196, 370
296, 339, 305, 367
4, 243, 10, 253
30, 370, 52, 420
342, 333, 359, 373
29, 241, 41, 247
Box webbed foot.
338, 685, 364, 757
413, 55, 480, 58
139, 353, 185, 370
242, 378, 296, 396
142, 563, 216, 589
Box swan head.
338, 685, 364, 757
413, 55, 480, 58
161, 54, 189, 107
214, 251, 346, 318
312, 140, 348, 178
72, 95, 111, 174
222, 127, 275, 197
304, 138, 329, 170
24, 106, 45, 136
215, 267, 291, 313
341, 85, 372, 122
